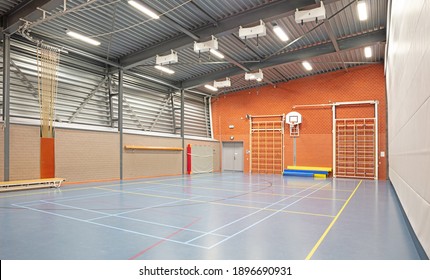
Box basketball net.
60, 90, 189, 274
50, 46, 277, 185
290, 122, 299, 137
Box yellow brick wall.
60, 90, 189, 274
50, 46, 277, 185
10, 125, 40, 180
123, 134, 182, 178
55, 129, 120, 182
0, 125, 221, 182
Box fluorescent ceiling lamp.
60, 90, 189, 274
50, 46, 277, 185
194, 35, 218, 53
214, 77, 231, 88
210, 49, 225, 59
205, 84, 218, 91
239, 20, 266, 39
245, 69, 263, 81
364, 46, 372, 58
302, 61, 313, 71
66, 30, 100, 46
156, 50, 178, 65
357, 1, 368, 21
154, 65, 174, 74
273, 24, 289, 42
128, 0, 159, 19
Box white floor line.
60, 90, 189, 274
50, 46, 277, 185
38, 199, 228, 238
185, 181, 328, 244
206, 181, 333, 249
11, 203, 210, 249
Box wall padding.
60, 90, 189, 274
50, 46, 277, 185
0, 127, 3, 181
387, 0, 430, 256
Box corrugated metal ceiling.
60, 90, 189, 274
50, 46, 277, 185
0, 0, 23, 16
1, 0, 388, 95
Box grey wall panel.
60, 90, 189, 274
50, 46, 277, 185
387, 0, 430, 257
1, 40, 212, 137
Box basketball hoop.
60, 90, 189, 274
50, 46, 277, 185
286, 111, 302, 137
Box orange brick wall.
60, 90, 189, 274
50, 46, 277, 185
212, 64, 387, 179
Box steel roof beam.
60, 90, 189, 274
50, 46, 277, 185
323, 20, 348, 71
181, 29, 386, 89
1, 0, 63, 35
121, 0, 318, 69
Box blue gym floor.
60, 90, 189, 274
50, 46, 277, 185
0, 173, 422, 260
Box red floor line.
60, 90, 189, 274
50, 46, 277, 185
128, 218, 201, 260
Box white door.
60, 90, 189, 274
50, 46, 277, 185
222, 142, 244, 172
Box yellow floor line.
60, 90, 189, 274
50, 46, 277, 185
305, 180, 363, 260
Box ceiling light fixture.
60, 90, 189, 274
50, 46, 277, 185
128, 0, 159, 19
194, 35, 218, 53
245, 69, 263, 81
364, 46, 372, 58
357, 1, 368, 21
295, 1, 326, 24
66, 30, 100, 46
214, 77, 231, 88
154, 65, 174, 74
272, 23, 289, 42
156, 50, 178, 65
302, 61, 313, 71
210, 49, 225, 59
239, 20, 267, 39
205, 84, 218, 91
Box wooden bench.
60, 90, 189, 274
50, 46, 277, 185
0, 178, 65, 192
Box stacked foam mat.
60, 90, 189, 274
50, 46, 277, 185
283, 166, 332, 178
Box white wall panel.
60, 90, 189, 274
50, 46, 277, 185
387, 0, 430, 257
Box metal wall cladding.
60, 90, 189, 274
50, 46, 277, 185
0, 40, 211, 138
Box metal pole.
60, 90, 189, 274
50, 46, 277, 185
375, 101, 379, 180
332, 104, 336, 178
118, 69, 124, 180
282, 114, 285, 172
2, 34, 11, 181
249, 116, 252, 173
293, 138, 296, 166
208, 96, 214, 139
180, 89, 185, 175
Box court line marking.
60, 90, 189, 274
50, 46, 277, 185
39, 200, 228, 237
185, 181, 330, 245
203, 181, 334, 249
140, 185, 346, 207
11, 203, 210, 249
129, 217, 202, 260
192, 177, 326, 189
146, 181, 348, 202
136, 187, 337, 218
97, 185, 335, 218
0, 173, 217, 199
305, 180, 363, 260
